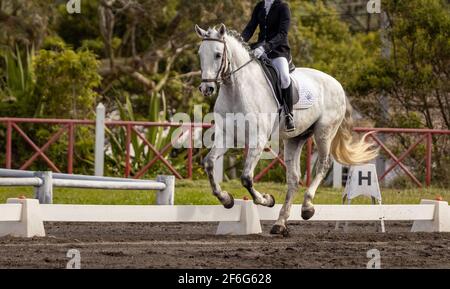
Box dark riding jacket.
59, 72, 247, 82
242, 0, 291, 60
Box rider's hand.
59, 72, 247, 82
253, 46, 265, 59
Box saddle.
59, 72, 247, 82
258, 55, 298, 109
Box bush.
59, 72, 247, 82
33, 45, 101, 119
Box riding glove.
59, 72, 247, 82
253, 46, 265, 59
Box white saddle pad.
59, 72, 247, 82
291, 73, 316, 110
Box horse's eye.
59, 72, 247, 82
215, 53, 222, 59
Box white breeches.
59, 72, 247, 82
271, 57, 291, 89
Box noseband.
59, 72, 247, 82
201, 37, 254, 85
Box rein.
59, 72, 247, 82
201, 37, 254, 84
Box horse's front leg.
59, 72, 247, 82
204, 146, 234, 208
241, 146, 275, 207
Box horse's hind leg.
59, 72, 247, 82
204, 146, 234, 209
301, 125, 337, 220
241, 146, 276, 207
271, 136, 307, 236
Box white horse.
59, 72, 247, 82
195, 24, 378, 236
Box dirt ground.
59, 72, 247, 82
1, 221, 449, 269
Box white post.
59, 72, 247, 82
412, 200, 450, 232
0, 198, 46, 238
214, 155, 224, 183
34, 171, 53, 204
95, 103, 105, 176
333, 160, 343, 189
156, 175, 175, 205
216, 200, 262, 235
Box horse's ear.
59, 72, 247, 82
195, 24, 207, 38
218, 23, 227, 38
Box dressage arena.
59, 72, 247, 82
1, 171, 450, 269
1, 221, 450, 269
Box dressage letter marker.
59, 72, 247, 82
338, 164, 385, 232
344, 164, 381, 202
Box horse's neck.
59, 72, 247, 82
223, 37, 276, 113
226, 37, 252, 71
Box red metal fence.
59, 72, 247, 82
245, 128, 450, 187
1, 117, 449, 187
0, 118, 204, 179
354, 128, 450, 187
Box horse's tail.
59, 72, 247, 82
331, 97, 379, 165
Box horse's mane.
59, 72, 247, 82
207, 26, 251, 54
226, 29, 251, 53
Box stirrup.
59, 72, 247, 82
285, 114, 295, 132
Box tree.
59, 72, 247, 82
0, 0, 54, 49
33, 39, 101, 118
353, 0, 449, 130
53, 0, 257, 116
290, 0, 379, 93
351, 0, 450, 186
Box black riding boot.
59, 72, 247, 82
282, 83, 295, 132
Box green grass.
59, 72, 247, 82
0, 180, 448, 205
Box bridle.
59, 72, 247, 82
201, 37, 255, 85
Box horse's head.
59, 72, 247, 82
195, 24, 228, 97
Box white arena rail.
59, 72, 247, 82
0, 198, 449, 238
40, 204, 241, 223
51, 179, 166, 191
0, 168, 153, 183
258, 204, 436, 221
0, 204, 22, 222
0, 177, 43, 187
0, 168, 174, 205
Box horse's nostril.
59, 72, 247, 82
208, 87, 214, 94
199, 86, 202, 92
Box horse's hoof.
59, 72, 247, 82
222, 192, 234, 209
270, 224, 289, 237
265, 194, 276, 208
301, 206, 315, 220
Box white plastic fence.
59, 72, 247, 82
0, 168, 174, 205
0, 199, 449, 238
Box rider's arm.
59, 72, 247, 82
242, 2, 261, 42
262, 3, 290, 53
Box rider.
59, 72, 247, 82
242, 0, 295, 132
